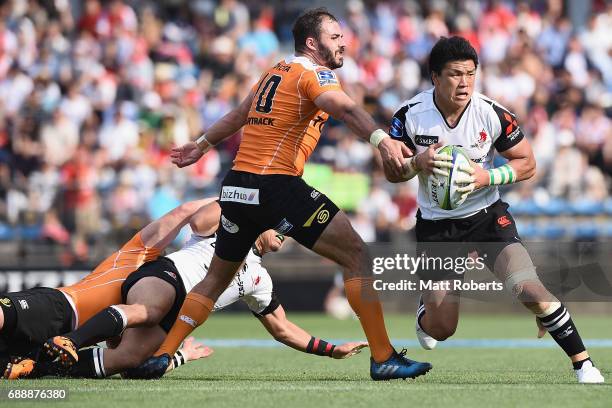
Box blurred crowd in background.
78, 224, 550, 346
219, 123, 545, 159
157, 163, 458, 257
0, 0, 611, 264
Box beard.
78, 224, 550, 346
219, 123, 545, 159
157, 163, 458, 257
318, 42, 343, 69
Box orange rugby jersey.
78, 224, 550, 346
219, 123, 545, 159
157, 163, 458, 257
58, 232, 161, 327
233, 55, 343, 176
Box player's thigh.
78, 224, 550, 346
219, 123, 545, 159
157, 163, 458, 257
215, 170, 268, 262
259, 177, 359, 268
122, 258, 184, 324
126, 275, 176, 310
103, 326, 166, 374
310, 210, 369, 272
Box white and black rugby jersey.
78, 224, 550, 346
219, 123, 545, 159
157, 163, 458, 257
389, 88, 524, 220
165, 233, 273, 314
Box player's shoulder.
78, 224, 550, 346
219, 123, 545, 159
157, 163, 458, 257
395, 88, 434, 117
472, 91, 516, 118
283, 55, 340, 84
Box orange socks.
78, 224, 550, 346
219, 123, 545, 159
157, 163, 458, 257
344, 278, 393, 362
155, 292, 214, 356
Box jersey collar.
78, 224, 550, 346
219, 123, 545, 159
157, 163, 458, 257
432, 91, 472, 130
286, 54, 320, 70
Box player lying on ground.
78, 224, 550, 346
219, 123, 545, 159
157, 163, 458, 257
1, 198, 214, 378
389, 36, 603, 383
1, 200, 367, 379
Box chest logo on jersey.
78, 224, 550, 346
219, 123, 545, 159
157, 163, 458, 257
470, 129, 489, 149
221, 186, 260, 205
389, 117, 404, 139
415, 135, 439, 146
247, 117, 275, 126
316, 70, 338, 86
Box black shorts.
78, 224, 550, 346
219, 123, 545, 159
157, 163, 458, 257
0, 288, 73, 357
216, 170, 340, 261
415, 199, 521, 281
121, 257, 186, 332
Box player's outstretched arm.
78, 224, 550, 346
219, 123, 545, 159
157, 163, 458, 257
165, 337, 214, 373
314, 90, 411, 179
189, 200, 222, 236
257, 305, 368, 359
140, 198, 218, 249
170, 90, 255, 168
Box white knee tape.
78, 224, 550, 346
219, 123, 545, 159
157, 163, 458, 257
503, 267, 540, 294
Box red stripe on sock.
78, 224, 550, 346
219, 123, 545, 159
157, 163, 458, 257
312, 338, 320, 351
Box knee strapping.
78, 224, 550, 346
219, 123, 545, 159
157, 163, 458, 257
503, 267, 540, 294
494, 244, 541, 296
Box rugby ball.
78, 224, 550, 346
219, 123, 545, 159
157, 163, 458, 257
428, 145, 472, 210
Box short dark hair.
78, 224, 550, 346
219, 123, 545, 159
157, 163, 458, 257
428, 36, 479, 82
292, 8, 338, 53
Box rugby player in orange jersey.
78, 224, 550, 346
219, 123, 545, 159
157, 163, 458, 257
153, 8, 432, 381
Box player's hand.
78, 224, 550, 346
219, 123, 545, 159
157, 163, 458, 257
170, 142, 204, 168
414, 142, 453, 177
332, 342, 369, 359
180, 336, 214, 361
453, 164, 476, 202
379, 137, 412, 179
455, 161, 488, 194
536, 317, 547, 339
255, 230, 285, 255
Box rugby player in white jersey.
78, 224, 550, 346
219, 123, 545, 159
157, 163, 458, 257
37, 200, 366, 379
388, 36, 603, 383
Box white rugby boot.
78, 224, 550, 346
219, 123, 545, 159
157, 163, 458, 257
575, 360, 605, 384
416, 296, 438, 350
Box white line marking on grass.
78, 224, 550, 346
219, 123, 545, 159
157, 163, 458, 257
29, 384, 600, 392
195, 338, 612, 349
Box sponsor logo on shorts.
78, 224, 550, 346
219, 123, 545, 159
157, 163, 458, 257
303, 203, 331, 227
221, 215, 240, 234
497, 215, 512, 227
254, 276, 261, 286
0, 298, 11, 307
317, 210, 330, 224
220, 186, 260, 205
164, 270, 177, 280
316, 70, 338, 86
311, 189, 321, 200
179, 314, 197, 327
274, 218, 294, 235
415, 135, 439, 146
18, 299, 29, 310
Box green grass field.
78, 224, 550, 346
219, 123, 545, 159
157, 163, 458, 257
2, 313, 611, 408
